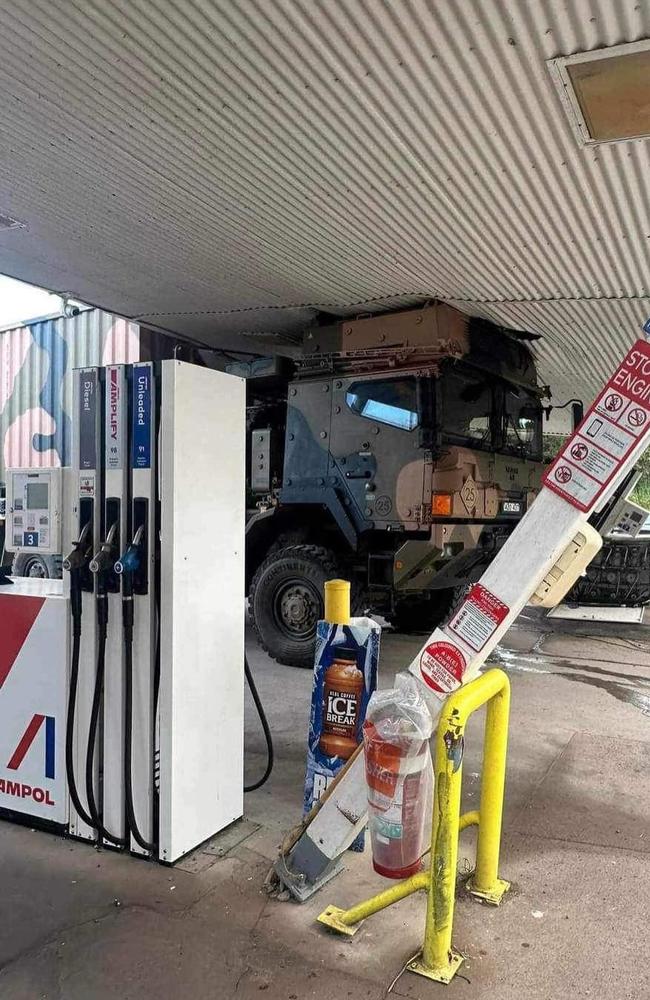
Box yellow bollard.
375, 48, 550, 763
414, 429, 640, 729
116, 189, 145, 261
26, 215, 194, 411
467, 681, 511, 904
409, 670, 511, 983
324, 579, 351, 624
318, 669, 511, 986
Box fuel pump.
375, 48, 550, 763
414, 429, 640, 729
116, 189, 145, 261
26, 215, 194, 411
58, 360, 247, 864
4, 360, 248, 859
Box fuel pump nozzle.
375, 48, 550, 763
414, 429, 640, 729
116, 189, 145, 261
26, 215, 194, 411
63, 521, 93, 625
63, 521, 94, 572
114, 524, 145, 585
89, 522, 119, 578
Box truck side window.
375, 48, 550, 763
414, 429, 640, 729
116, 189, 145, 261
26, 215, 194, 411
503, 389, 542, 459
346, 377, 419, 431
442, 371, 493, 449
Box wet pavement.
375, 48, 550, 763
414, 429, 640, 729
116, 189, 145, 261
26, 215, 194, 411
1, 609, 649, 999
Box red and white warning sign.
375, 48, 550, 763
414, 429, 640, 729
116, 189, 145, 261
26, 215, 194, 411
419, 637, 466, 696
544, 339, 650, 513
448, 583, 509, 652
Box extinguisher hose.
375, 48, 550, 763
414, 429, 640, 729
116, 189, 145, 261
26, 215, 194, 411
244, 653, 274, 793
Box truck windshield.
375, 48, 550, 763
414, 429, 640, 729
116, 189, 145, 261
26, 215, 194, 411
441, 370, 493, 449
441, 368, 542, 459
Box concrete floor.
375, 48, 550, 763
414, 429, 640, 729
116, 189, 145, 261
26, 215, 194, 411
1, 609, 649, 999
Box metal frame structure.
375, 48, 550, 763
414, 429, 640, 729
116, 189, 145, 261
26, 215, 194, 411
318, 668, 511, 985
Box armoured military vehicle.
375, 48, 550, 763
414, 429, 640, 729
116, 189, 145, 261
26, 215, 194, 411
244, 303, 546, 667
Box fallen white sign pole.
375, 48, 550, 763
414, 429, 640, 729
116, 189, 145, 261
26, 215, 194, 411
282, 337, 650, 890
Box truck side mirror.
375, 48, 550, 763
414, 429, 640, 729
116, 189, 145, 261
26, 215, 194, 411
571, 401, 584, 430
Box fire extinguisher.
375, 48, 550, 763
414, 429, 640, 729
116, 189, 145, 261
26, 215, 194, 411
362, 675, 433, 879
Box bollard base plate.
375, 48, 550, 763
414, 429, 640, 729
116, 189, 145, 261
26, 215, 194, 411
317, 905, 362, 936
466, 876, 510, 906
407, 948, 464, 984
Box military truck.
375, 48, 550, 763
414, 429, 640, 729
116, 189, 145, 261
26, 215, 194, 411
244, 303, 546, 667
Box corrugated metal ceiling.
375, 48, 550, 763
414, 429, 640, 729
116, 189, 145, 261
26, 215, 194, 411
0, 0, 649, 399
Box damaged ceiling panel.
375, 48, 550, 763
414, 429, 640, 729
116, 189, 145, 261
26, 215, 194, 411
0, 0, 649, 397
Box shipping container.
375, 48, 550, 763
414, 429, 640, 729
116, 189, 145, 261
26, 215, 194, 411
0, 309, 140, 482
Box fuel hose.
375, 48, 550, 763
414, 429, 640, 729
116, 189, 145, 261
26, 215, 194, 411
244, 653, 274, 792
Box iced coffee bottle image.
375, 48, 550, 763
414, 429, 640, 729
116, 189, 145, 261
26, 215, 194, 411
319, 647, 364, 760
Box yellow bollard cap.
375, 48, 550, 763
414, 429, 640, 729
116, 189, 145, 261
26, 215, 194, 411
324, 579, 351, 625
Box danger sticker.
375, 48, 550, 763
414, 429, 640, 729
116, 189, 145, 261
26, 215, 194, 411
420, 641, 465, 695
544, 339, 650, 513
448, 584, 509, 652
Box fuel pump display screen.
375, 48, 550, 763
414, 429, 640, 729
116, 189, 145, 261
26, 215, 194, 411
6, 468, 62, 554
26, 482, 49, 510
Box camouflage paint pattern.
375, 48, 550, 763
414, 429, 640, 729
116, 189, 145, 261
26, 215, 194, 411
281, 322, 545, 595
0, 310, 139, 480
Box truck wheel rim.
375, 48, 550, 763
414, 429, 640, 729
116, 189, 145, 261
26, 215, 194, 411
274, 580, 320, 640
25, 558, 47, 578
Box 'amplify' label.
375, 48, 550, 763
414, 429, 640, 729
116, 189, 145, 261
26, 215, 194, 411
132, 364, 152, 469
105, 365, 125, 470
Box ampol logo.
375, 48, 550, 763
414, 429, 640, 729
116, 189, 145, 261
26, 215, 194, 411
1, 714, 56, 805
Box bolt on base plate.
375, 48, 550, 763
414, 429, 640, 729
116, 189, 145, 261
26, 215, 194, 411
466, 876, 510, 906
317, 905, 362, 936
407, 948, 464, 984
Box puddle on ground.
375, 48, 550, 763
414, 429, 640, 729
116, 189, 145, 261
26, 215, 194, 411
489, 645, 650, 716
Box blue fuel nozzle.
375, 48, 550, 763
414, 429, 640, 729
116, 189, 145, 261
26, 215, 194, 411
114, 525, 145, 576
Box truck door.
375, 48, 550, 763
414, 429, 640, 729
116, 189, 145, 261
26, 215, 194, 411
329, 375, 425, 529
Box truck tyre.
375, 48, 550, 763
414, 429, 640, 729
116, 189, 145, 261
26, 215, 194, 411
249, 544, 343, 668
11, 552, 63, 579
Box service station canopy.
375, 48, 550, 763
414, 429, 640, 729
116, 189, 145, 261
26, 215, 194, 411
1, 1, 650, 402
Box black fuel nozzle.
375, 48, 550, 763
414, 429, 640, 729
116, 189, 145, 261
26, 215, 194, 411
89, 522, 119, 578
63, 522, 93, 628
63, 522, 94, 573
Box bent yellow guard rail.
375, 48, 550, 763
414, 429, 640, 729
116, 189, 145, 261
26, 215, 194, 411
318, 668, 511, 986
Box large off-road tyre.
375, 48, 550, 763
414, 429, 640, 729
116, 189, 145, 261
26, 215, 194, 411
11, 552, 63, 579
391, 586, 465, 635
565, 537, 650, 606
249, 544, 343, 668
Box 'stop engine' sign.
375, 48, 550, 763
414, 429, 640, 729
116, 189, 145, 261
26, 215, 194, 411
543, 339, 650, 513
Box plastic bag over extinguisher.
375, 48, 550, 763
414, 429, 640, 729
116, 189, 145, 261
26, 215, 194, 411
363, 673, 434, 879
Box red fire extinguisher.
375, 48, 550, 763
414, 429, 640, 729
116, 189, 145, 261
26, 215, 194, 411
362, 676, 433, 879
